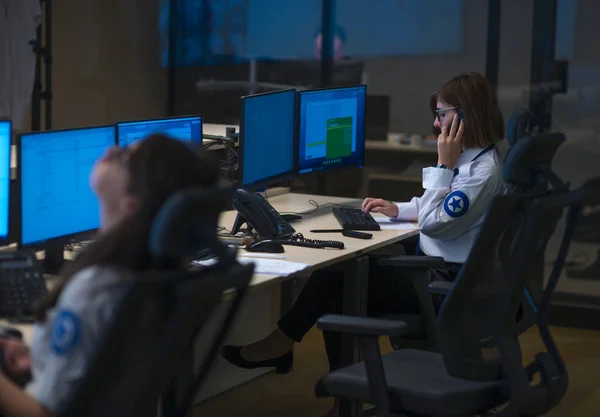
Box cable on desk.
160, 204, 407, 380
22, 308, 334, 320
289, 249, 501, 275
279, 200, 362, 216
203, 139, 239, 160
64, 241, 91, 253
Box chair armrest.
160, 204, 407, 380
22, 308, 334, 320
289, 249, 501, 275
376, 255, 445, 269
317, 314, 408, 337
428, 280, 453, 295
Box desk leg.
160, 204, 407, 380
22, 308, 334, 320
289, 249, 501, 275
280, 279, 295, 316
339, 255, 369, 417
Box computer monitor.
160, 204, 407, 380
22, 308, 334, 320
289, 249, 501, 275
0, 120, 10, 242
18, 125, 116, 270
116, 115, 203, 147
297, 85, 366, 174
239, 89, 296, 189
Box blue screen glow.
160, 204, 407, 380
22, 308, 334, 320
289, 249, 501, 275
117, 116, 202, 147
298, 86, 366, 174
241, 89, 296, 187
20, 126, 116, 245
0, 121, 10, 240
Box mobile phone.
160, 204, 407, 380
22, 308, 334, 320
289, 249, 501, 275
342, 230, 373, 240
456, 108, 465, 122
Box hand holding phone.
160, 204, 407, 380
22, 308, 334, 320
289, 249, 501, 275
437, 113, 464, 168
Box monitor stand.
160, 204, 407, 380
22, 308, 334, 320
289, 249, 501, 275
43, 243, 69, 275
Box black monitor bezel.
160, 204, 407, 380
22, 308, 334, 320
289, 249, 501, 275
238, 88, 297, 191
16, 124, 117, 249
116, 114, 204, 147
0, 118, 11, 245
296, 84, 367, 176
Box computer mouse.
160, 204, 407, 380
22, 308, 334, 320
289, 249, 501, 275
245, 240, 285, 253
0, 326, 23, 340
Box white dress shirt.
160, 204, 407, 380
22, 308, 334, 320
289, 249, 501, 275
391, 146, 508, 263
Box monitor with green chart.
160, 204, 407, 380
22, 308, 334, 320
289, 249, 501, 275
297, 85, 366, 174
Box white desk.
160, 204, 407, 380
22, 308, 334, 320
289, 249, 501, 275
0, 191, 418, 415
217, 192, 417, 289
194, 192, 417, 407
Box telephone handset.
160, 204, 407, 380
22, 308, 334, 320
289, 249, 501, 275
231, 189, 296, 240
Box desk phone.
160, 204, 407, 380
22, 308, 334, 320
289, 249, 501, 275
231, 190, 344, 249
231, 189, 296, 239
0, 250, 47, 322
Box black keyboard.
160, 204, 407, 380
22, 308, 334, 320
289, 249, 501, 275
0, 264, 47, 320
332, 207, 381, 231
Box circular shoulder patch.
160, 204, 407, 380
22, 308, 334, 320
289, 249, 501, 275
51, 309, 81, 355
443, 190, 470, 218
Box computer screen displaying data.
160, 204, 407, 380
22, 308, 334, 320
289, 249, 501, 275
20, 126, 116, 246
117, 116, 202, 147
297, 85, 366, 174
240, 89, 296, 188
0, 121, 10, 240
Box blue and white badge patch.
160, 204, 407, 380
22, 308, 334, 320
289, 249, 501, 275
51, 310, 80, 355
443, 190, 470, 218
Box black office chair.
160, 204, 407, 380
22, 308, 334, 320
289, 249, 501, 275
380, 132, 567, 350
506, 108, 533, 148
314, 177, 596, 417
58, 185, 254, 417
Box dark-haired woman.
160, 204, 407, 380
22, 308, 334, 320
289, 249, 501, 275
0, 134, 218, 417
221, 72, 509, 417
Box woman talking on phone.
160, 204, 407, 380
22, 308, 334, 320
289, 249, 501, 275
222, 72, 508, 417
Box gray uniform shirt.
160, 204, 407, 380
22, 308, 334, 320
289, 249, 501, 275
25, 266, 128, 413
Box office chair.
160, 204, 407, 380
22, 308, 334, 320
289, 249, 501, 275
379, 132, 567, 350
58, 185, 254, 417
506, 108, 533, 147
314, 177, 596, 417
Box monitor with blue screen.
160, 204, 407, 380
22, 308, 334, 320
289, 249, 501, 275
18, 126, 116, 247
239, 89, 296, 189
297, 85, 366, 174
0, 120, 10, 241
117, 115, 203, 147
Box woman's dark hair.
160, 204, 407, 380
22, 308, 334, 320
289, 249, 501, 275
34, 134, 219, 320
430, 72, 505, 148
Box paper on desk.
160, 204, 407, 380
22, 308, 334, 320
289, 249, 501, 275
238, 258, 309, 275
373, 215, 417, 230
191, 257, 309, 276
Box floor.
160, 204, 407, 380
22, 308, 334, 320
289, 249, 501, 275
194, 325, 600, 417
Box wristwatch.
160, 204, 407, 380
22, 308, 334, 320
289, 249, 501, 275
436, 164, 452, 170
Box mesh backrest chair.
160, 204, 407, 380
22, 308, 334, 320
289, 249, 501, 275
506, 108, 533, 148
314, 176, 595, 417
58, 185, 254, 417
504, 132, 568, 335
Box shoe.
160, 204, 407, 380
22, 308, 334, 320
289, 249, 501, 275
220, 345, 293, 374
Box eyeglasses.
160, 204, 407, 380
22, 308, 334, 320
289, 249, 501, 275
434, 106, 459, 122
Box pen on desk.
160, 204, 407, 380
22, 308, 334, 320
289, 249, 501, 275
310, 229, 344, 233
239, 253, 287, 259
